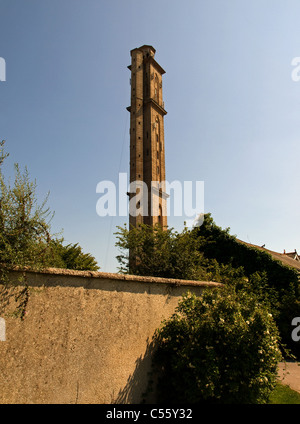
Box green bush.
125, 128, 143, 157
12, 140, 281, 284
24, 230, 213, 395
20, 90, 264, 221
115, 223, 209, 280
196, 214, 299, 295
115, 215, 300, 360
48, 240, 100, 271
196, 214, 300, 359
154, 287, 282, 404
0, 141, 100, 272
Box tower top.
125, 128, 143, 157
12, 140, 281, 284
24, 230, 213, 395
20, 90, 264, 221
128, 45, 165, 75
130, 45, 156, 57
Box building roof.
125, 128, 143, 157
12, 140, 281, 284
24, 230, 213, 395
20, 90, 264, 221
236, 239, 300, 272
285, 251, 300, 261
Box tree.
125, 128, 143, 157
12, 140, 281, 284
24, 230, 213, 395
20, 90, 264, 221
115, 221, 254, 283
195, 213, 300, 359
153, 287, 282, 404
0, 141, 99, 271
0, 142, 53, 268
115, 215, 300, 359
195, 213, 299, 296
49, 240, 99, 271
115, 223, 209, 280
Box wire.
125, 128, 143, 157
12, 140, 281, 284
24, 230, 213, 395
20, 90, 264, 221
103, 111, 129, 271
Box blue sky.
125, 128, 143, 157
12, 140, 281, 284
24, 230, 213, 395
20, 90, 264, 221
1, 0, 300, 272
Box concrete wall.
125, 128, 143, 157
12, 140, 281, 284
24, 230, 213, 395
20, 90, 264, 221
0, 268, 220, 404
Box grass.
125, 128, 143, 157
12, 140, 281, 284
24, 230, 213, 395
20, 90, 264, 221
269, 382, 300, 404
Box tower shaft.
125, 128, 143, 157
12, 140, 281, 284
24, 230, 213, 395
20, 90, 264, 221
127, 45, 168, 229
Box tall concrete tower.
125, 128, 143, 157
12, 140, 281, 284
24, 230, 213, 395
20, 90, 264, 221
127, 45, 168, 229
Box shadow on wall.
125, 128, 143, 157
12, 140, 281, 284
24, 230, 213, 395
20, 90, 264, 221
112, 338, 158, 404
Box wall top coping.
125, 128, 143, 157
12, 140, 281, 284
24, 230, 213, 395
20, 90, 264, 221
4, 266, 222, 288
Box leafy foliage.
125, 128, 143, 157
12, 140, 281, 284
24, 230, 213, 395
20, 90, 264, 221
49, 240, 99, 271
115, 223, 209, 280
195, 213, 299, 295
116, 214, 300, 359
154, 288, 282, 404
195, 213, 300, 359
0, 146, 53, 268
0, 141, 99, 272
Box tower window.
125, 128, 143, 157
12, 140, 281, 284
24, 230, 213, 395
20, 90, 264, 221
158, 205, 162, 225
154, 74, 159, 102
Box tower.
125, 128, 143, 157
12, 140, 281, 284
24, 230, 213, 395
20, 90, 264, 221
127, 45, 168, 229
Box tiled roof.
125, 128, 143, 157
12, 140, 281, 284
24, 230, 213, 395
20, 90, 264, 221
236, 239, 300, 272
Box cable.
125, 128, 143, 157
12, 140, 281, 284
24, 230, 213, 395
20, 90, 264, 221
103, 111, 129, 271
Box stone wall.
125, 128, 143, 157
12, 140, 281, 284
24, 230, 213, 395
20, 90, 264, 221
0, 268, 220, 404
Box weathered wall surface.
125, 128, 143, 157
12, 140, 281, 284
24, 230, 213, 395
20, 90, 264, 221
0, 268, 220, 404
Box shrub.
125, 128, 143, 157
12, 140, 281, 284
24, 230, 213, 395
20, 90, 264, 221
115, 223, 209, 280
0, 141, 100, 272
49, 240, 100, 271
154, 287, 282, 404
196, 214, 300, 359
196, 214, 299, 296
